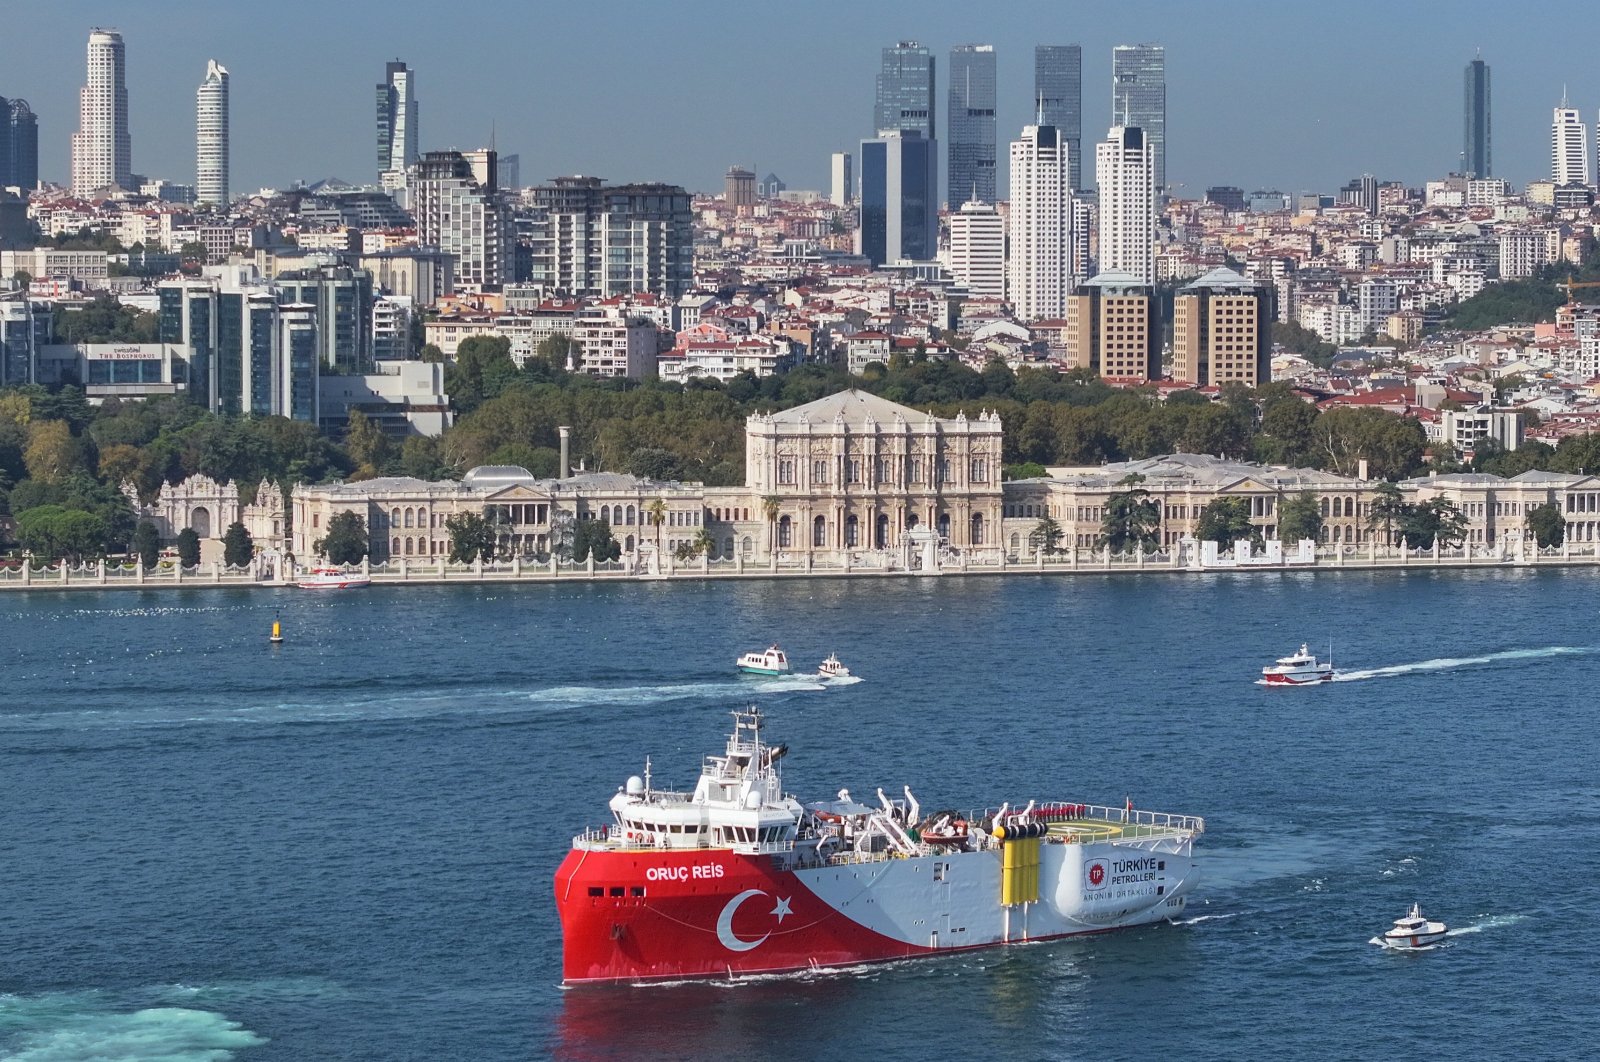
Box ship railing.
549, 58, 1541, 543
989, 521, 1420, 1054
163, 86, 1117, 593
731, 839, 795, 856
965, 804, 1205, 838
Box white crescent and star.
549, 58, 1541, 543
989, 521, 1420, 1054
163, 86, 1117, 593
716, 889, 793, 951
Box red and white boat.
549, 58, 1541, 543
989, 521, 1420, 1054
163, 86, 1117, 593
1260, 643, 1334, 685
555, 707, 1204, 985
295, 566, 370, 590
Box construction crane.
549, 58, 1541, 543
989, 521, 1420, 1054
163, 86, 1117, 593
1556, 280, 1600, 305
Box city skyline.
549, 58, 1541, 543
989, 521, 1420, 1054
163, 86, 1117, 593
5, 2, 1600, 198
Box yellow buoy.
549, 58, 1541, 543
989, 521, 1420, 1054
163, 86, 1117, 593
269, 618, 283, 644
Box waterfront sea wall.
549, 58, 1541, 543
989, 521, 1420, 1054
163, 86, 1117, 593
3, 539, 1599, 591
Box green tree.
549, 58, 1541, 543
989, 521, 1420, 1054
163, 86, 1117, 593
571, 517, 621, 563
23, 420, 85, 484
1527, 502, 1566, 548
535, 333, 574, 372
1100, 475, 1161, 554
1029, 516, 1064, 555
14, 505, 107, 562
1003, 462, 1048, 480
344, 410, 392, 476
1365, 481, 1408, 546
647, 497, 668, 556
1195, 497, 1260, 547
1400, 497, 1468, 550
1277, 491, 1323, 544
175, 527, 202, 567
133, 520, 160, 569
222, 521, 254, 567
419, 343, 445, 364
445, 511, 497, 564
314, 511, 368, 564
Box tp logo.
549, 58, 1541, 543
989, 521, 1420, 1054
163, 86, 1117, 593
1086, 858, 1109, 890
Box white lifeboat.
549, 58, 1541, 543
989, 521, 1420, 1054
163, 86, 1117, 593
817, 653, 851, 679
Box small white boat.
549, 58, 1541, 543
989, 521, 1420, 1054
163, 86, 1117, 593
296, 566, 371, 590
1261, 643, 1334, 685
736, 645, 790, 676
817, 653, 852, 679
1380, 903, 1448, 949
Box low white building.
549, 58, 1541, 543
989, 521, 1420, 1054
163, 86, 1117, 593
318, 361, 452, 437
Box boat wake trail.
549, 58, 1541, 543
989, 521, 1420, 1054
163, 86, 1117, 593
1331, 646, 1592, 683
526, 678, 828, 710
1446, 913, 1528, 936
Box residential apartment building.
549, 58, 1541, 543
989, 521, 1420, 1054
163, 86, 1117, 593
526, 177, 693, 299
946, 199, 1005, 299
409, 149, 512, 291
1007, 123, 1074, 320
1096, 125, 1157, 284
71, 29, 132, 196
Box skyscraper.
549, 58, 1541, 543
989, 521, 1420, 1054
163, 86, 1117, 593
857, 130, 937, 267
1, 98, 39, 190
1035, 45, 1083, 189
1552, 99, 1589, 187
1463, 56, 1491, 179
830, 152, 852, 207
71, 29, 132, 197
196, 60, 229, 208
948, 44, 996, 205
875, 41, 935, 138
377, 61, 419, 182
1096, 124, 1157, 285
1111, 44, 1165, 192
1007, 123, 1074, 321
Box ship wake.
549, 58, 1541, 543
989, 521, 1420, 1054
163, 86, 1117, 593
1331, 645, 1591, 682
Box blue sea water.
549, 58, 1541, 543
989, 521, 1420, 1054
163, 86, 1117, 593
1, 570, 1596, 1061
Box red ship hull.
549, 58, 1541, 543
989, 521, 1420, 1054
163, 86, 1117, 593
556, 847, 936, 983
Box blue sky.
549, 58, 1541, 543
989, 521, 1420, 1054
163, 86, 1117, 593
2, 0, 1592, 196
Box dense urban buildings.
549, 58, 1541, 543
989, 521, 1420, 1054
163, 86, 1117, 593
1, 97, 39, 190
1034, 45, 1083, 190
195, 60, 229, 208
857, 130, 937, 267
1111, 44, 1165, 191
1007, 123, 1074, 320
70, 29, 132, 196
947, 44, 996, 205
1462, 55, 1491, 179
1095, 124, 1157, 284
376, 60, 419, 186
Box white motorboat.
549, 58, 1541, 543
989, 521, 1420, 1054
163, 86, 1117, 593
296, 566, 371, 590
1380, 903, 1448, 949
817, 653, 852, 679
736, 644, 790, 676
1261, 643, 1334, 685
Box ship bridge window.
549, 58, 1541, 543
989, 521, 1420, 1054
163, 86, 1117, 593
588, 886, 603, 897
609, 887, 624, 897
630, 886, 645, 897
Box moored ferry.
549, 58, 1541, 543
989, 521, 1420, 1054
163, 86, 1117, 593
295, 566, 371, 590
555, 708, 1204, 984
